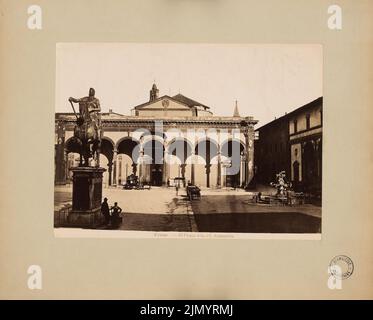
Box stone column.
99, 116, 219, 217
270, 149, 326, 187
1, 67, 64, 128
243, 130, 249, 186
240, 154, 245, 187
205, 164, 211, 188
163, 148, 170, 186
118, 155, 122, 185
223, 165, 227, 187
138, 145, 144, 184
216, 150, 221, 188
190, 151, 195, 185
243, 126, 254, 187
181, 164, 187, 187
205, 139, 211, 188
112, 149, 118, 186
216, 131, 221, 188
108, 162, 112, 186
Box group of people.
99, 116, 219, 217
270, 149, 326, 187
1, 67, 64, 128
101, 198, 122, 228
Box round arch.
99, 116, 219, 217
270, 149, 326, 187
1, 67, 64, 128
117, 138, 140, 161
167, 137, 193, 164
220, 139, 245, 188
194, 138, 220, 188
101, 136, 115, 149
220, 138, 245, 157
140, 134, 165, 146
65, 137, 80, 154
115, 136, 140, 153
101, 137, 114, 162
142, 138, 165, 164
195, 138, 219, 162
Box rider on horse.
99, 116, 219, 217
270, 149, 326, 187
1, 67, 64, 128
69, 88, 101, 166
69, 88, 101, 131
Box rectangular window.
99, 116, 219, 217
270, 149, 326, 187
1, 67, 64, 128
320, 110, 323, 126
306, 114, 311, 129
293, 120, 298, 133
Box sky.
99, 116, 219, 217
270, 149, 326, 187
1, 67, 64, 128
56, 43, 322, 127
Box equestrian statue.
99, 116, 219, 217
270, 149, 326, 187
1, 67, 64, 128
69, 88, 101, 167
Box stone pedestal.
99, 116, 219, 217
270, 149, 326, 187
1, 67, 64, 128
68, 167, 106, 228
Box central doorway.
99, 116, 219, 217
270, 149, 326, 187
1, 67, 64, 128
151, 164, 163, 186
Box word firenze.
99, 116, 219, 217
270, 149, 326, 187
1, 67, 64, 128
139, 304, 233, 317
128, 120, 249, 176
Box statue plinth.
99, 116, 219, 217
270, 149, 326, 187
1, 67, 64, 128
68, 166, 106, 228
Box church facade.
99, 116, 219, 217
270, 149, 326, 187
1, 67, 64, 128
55, 84, 257, 188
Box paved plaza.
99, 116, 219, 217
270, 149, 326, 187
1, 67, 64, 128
55, 185, 321, 233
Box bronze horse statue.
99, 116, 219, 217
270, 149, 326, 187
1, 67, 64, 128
72, 116, 101, 166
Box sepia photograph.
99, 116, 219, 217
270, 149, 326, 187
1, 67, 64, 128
54, 43, 323, 237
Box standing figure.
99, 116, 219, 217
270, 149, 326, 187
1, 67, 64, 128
110, 202, 123, 228
101, 197, 110, 225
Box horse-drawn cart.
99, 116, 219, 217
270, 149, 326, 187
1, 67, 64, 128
123, 174, 151, 190
186, 185, 201, 200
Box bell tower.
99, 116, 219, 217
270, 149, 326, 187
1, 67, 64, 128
149, 83, 159, 102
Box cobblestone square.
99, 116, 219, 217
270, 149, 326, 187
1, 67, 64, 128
55, 186, 321, 233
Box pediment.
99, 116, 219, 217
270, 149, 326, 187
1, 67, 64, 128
135, 96, 192, 111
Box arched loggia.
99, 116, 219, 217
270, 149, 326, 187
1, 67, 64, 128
195, 139, 219, 188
